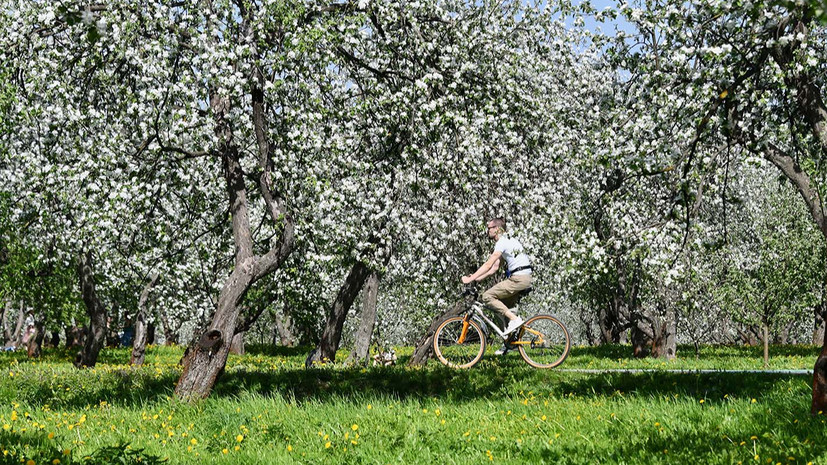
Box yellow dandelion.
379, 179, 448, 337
325, 442, 331, 449
699, 399, 705, 404
287, 445, 293, 452
52, 460, 60, 465
351, 424, 359, 431
236, 434, 244, 442
190, 438, 197, 446
367, 405, 372, 410
233, 445, 240, 451
751, 399, 757, 403
26, 460, 35, 465
62, 450, 70, 456
222, 449, 228, 455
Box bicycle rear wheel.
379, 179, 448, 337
433, 316, 486, 369
516, 315, 570, 369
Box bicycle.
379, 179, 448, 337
432, 284, 571, 369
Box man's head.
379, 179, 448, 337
486, 217, 506, 239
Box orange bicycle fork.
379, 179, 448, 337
456, 315, 471, 344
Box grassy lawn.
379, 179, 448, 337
0, 344, 824, 464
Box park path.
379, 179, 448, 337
557, 368, 811, 375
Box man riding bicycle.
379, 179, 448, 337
461, 218, 532, 353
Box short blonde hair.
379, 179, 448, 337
488, 218, 506, 231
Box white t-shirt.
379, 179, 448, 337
494, 236, 531, 275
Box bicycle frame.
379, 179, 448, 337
458, 301, 546, 346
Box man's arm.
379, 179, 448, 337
461, 251, 502, 284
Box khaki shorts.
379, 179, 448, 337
482, 274, 532, 316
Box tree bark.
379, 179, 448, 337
176, 267, 252, 399
813, 326, 827, 415
175, 72, 295, 399
346, 271, 380, 366
408, 295, 474, 366
74, 250, 107, 368
762, 322, 770, 368
306, 261, 372, 367
157, 309, 179, 345
229, 331, 245, 355
65, 324, 84, 348
815, 314, 826, 346
273, 309, 293, 347
131, 272, 159, 366
0, 299, 7, 345
651, 308, 677, 360
27, 318, 45, 358
11, 301, 25, 347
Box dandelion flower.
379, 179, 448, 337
236, 434, 244, 442
351, 424, 358, 431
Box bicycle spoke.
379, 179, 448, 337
433, 317, 485, 369
517, 315, 570, 369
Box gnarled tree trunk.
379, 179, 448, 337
175, 71, 295, 400
11, 302, 25, 347
408, 295, 474, 366
229, 332, 245, 355
27, 318, 45, 358
75, 250, 107, 368
346, 271, 380, 366
306, 261, 372, 366
273, 309, 294, 347
131, 272, 159, 366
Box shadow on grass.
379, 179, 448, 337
213, 359, 813, 405
0, 430, 68, 464
568, 343, 820, 361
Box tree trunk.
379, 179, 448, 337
131, 272, 159, 366
306, 261, 372, 367
27, 318, 45, 358
408, 295, 474, 366
11, 301, 25, 347
229, 332, 245, 355
176, 267, 252, 399
74, 250, 107, 368
762, 322, 770, 369
273, 309, 293, 347
0, 299, 7, 345
346, 272, 380, 366
815, 313, 826, 346
65, 325, 84, 348
157, 309, 179, 346
598, 304, 617, 344
651, 308, 677, 360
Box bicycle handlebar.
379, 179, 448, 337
462, 282, 479, 297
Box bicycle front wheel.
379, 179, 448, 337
433, 316, 486, 369
516, 315, 570, 369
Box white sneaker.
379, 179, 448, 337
494, 344, 510, 356
503, 317, 524, 335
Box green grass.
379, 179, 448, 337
0, 344, 825, 464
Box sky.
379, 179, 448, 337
573, 0, 638, 36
